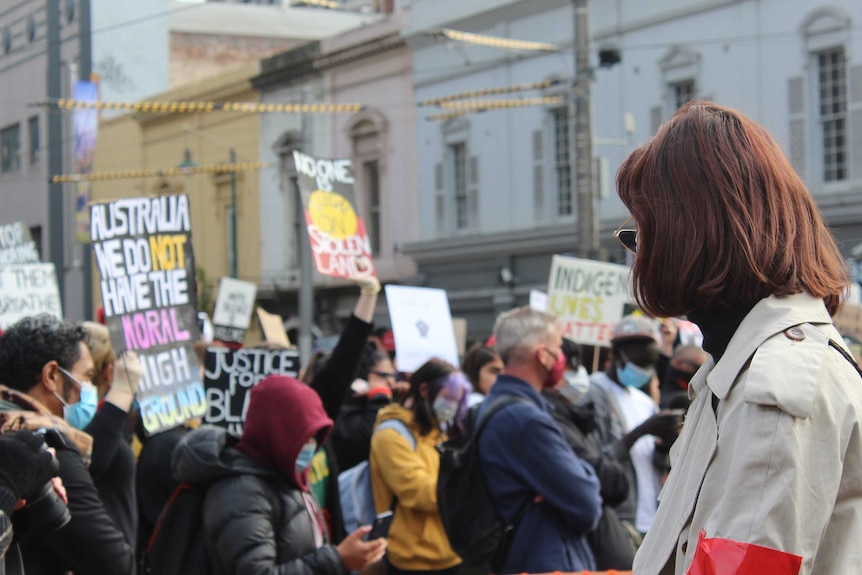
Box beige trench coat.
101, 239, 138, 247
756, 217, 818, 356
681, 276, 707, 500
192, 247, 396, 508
634, 293, 862, 575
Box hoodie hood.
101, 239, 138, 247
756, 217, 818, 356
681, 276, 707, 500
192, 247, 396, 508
237, 375, 333, 491
172, 425, 272, 484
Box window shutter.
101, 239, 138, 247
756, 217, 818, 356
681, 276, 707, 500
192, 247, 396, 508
434, 161, 445, 234
533, 129, 544, 220
788, 76, 806, 178
650, 106, 663, 135
468, 155, 479, 227
850, 65, 862, 180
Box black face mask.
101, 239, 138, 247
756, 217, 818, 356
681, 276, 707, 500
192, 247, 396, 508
667, 368, 696, 391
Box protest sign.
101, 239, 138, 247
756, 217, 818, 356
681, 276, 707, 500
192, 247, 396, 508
547, 255, 632, 347
204, 346, 300, 435
452, 318, 467, 357
0, 264, 62, 328
0, 223, 40, 265
256, 307, 291, 348
834, 303, 862, 343
212, 277, 257, 345
292, 151, 376, 279
90, 194, 204, 435
385, 285, 459, 372
529, 290, 548, 312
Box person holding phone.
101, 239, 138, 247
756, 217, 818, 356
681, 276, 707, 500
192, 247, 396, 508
368, 359, 465, 575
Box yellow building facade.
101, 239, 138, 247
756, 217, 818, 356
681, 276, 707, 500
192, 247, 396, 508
90, 63, 263, 317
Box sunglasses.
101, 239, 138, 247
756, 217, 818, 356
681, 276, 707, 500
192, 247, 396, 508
614, 215, 637, 254
371, 370, 398, 380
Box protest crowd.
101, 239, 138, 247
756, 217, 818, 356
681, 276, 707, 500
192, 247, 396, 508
0, 102, 861, 575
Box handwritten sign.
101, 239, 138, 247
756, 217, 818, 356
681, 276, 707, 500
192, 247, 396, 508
0, 223, 40, 265
385, 285, 459, 372
204, 347, 300, 435
212, 277, 257, 345
292, 151, 375, 279
547, 255, 632, 347
90, 195, 205, 435
0, 264, 62, 328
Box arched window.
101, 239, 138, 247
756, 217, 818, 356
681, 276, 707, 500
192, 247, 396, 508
348, 111, 388, 255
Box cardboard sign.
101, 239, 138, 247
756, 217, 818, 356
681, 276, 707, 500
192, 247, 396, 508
204, 346, 300, 435
292, 151, 376, 279
547, 255, 632, 347
0, 264, 62, 328
0, 223, 40, 265
834, 303, 862, 343
90, 195, 205, 435
452, 317, 467, 357
212, 277, 257, 345
256, 307, 291, 348
385, 285, 459, 372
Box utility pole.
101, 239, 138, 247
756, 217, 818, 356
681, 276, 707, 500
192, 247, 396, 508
296, 88, 314, 366
573, 0, 598, 259
80, 0, 93, 319
230, 148, 238, 278
47, 0, 64, 303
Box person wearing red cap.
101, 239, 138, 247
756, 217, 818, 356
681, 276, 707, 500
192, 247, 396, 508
173, 376, 387, 574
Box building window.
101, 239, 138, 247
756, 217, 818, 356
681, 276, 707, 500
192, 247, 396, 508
450, 143, 470, 230
671, 79, 697, 110
817, 47, 847, 182
1, 123, 20, 174
28, 116, 39, 164
363, 160, 381, 254
552, 108, 572, 217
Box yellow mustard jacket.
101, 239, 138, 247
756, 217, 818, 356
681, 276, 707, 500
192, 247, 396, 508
369, 404, 460, 572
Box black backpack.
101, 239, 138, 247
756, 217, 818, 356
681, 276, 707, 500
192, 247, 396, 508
141, 482, 213, 575
436, 396, 531, 574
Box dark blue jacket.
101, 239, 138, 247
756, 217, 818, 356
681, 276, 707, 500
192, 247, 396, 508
478, 375, 602, 573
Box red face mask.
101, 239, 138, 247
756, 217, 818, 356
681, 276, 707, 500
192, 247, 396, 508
543, 349, 567, 389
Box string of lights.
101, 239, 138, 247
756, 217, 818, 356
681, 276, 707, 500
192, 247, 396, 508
418, 79, 563, 107
291, 0, 343, 9
426, 96, 565, 121
50, 162, 271, 184
435, 28, 559, 52
36, 99, 364, 114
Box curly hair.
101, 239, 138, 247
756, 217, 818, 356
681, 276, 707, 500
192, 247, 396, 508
0, 315, 89, 393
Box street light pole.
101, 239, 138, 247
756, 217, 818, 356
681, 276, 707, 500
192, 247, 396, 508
573, 0, 598, 259
230, 148, 238, 278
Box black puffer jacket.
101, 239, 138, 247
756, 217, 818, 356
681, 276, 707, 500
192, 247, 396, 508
173, 426, 347, 575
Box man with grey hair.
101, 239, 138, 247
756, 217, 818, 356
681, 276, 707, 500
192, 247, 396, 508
477, 306, 602, 573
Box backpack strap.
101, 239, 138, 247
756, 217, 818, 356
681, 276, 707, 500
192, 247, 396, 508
829, 339, 862, 378
373, 419, 417, 512
375, 419, 417, 451
474, 395, 533, 437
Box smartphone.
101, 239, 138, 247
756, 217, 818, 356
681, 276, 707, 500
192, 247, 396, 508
366, 511, 394, 541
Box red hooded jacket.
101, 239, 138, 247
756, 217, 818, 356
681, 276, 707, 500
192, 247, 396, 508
237, 375, 333, 491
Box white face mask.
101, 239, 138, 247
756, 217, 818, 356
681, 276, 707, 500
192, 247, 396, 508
559, 366, 590, 404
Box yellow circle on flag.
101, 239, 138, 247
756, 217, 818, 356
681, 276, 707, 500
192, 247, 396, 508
307, 190, 358, 239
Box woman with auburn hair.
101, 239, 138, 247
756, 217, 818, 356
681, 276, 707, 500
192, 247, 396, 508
621, 102, 862, 575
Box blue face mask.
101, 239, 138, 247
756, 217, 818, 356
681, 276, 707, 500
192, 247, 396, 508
617, 358, 655, 389
55, 370, 99, 430
295, 441, 318, 474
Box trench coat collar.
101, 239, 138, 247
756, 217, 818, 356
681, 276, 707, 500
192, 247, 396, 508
692, 293, 833, 400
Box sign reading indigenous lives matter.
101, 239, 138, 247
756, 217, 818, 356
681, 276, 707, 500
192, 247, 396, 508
292, 151, 376, 279
90, 195, 204, 434
0, 264, 62, 328
0, 223, 40, 265
212, 277, 257, 345
547, 255, 633, 347
204, 347, 300, 435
